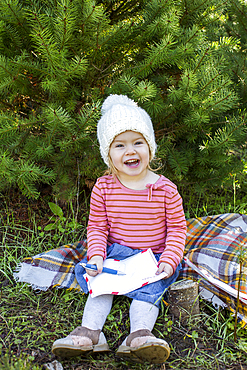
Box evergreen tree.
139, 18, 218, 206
0, 0, 246, 199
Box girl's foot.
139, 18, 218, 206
52, 326, 109, 358
116, 329, 170, 364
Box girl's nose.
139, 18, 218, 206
125, 145, 136, 155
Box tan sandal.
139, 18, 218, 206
116, 329, 170, 364
52, 326, 109, 358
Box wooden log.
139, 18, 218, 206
168, 279, 200, 323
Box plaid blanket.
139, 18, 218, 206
180, 213, 247, 326
14, 213, 247, 325
14, 240, 88, 291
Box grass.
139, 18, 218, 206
1, 187, 247, 369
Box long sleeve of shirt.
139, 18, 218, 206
158, 188, 187, 271
87, 174, 187, 272
86, 180, 109, 260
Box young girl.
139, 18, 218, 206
52, 95, 187, 364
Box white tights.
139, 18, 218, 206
81, 294, 159, 333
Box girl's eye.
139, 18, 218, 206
115, 144, 124, 148
135, 141, 143, 145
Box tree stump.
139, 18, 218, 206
168, 279, 200, 323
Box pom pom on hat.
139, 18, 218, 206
101, 94, 137, 114
97, 94, 157, 166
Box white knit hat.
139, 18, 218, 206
97, 94, 157, 166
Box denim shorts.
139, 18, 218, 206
75, 243, 181, 308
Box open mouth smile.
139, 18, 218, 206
124, 159, 140, 167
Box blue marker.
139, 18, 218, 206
80, 262, 126, 275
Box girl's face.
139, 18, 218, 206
109, 130, 150, 182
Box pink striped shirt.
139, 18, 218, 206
87, 174, 187, 271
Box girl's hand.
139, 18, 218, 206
156, 262, 173, 279
86, 255, 103, 277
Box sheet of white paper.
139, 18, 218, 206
83, 249, 167, 298
184, 257, 247, 304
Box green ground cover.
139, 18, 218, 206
1, 187, 247, 369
